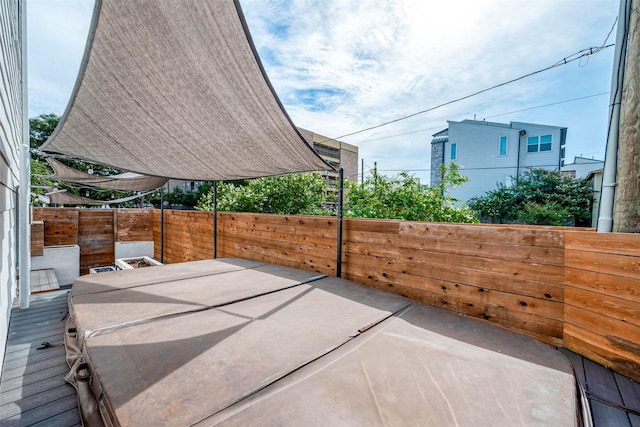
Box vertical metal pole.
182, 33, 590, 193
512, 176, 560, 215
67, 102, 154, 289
361, 158, 364, 184
18, 0, 30, 309
336, 168, 344, 277
213, 181, 218, 259
598, 0, 631, 232
160, 186, 165, 263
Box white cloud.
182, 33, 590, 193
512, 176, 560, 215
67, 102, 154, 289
241, 0, 619, 183
27, 0, 619, 184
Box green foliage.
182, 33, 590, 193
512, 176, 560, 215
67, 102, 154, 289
517, 203, 571, 226
197, 165, 476, 224
30, 113, 60, 151
468, 168, 594, 226
344, 165, 478, 223
197, 173, 329, 215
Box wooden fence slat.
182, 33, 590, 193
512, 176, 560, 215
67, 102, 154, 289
566, 250, 640, 281
33, 208, 79, 246
400, 259, 564, 302
399, 222, 565, 248
30, 221, 44, 256
565, 305, 640, 358
401, 247, 565, 283
116, 208, 153, 242
564, 324, 640, 384
565, 267, 640, 303
78, 210, 114, 274
342, 273, 563, 345
565, 286, 640, 327
400, 236, 565, 265
566, 230, 640, 256
344, 218, 400, 234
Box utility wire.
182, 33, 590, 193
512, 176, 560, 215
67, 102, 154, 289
352, 92, 609, 144
377, 163, 569, 173
483, 92, 609, 119
325, 43, 614, 143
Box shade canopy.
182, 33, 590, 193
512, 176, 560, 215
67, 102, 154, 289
46, 158, 168, 191
41, 0, 329, 180
37, 188, 151, 206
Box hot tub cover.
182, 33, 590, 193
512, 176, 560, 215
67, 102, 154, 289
41, 0, 329, 180
64, 259, 578, 426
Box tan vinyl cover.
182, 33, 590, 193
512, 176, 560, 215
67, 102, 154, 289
41, 0, 329, 180
65, 259, 578, 426
46, 158, 168, 191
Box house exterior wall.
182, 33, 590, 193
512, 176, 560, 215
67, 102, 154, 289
438, 120, 565, 202
561, 157, 604, 179
298, 127, 359, 184
0, 0, 22, 375
430, 140, 444, 187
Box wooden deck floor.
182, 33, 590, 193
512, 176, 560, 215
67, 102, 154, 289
29, 270, 60, 294
0, 290, 80, 427
561, 349, 640, 427
0, 289, 638, 426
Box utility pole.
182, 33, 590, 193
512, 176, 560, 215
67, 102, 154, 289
613, 0, 639, 232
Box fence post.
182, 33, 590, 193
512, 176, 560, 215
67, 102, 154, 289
213, 181, 218, 259
336, 168, 344, 277
160, 186, 165, 263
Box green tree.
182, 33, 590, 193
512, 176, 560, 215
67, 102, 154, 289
30, 113, 60, 151
468, 169, 594, 226
197, 173, 329, 215
344, 165, 477, 223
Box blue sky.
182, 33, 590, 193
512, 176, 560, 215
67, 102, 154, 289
28, 0, 620, 184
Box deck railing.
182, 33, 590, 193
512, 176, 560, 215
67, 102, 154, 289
32, 208, 640, 383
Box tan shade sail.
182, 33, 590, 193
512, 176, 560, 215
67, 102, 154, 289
41, 0, 329, 180
46, 158, 168, 191
38, 188, 152, 206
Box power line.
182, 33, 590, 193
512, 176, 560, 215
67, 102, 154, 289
353, 92, 609, 144
326, 43, 614, 142
483, 92, 609, 119
377, 163, 570, 173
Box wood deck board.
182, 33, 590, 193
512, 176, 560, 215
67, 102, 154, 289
0, 290, 78, 426
29, 269, 60, 294
561, 349, 639, 427
614, 372, 640, 427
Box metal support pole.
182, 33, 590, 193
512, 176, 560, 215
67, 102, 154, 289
361, 158, 364, 184
18, 0, 30, 309
213, 181, 218, 259
160, 186, 165, 263
598, 0, 631, 232
336, 168, 344, 277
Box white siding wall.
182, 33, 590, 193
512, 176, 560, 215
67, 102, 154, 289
445, 121, 521, 202
512, 122, 564, 172
444, 120, 564, 203
0, 0, 22, 374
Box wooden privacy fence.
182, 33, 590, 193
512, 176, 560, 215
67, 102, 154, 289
33, 208, 639, 383
33, 208, 153, 274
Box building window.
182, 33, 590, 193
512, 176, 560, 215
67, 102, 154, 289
540, 135, 552, 151
527, 135, 552, 153
450, 143, 457, 160
499, 136, 507, 156
314, 144, 340, 159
